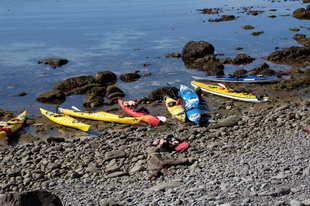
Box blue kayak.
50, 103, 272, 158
179, 84, 201, 125
192, 75, 289, 83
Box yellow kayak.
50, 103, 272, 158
0, 110, 27, 140
58, 107, 143, 124
164, 96, 186, 122
40, 108, 90, 131
191, 81, 268, 103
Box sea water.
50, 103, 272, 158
0, 0, 305, 114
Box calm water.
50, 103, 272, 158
0, 0, 306, 115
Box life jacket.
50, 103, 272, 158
0, 128, 12, 136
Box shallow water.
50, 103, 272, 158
0, 0, 306, 115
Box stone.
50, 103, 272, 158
148, 86, 178, 102
120, 73, 141, 82
150, 182, 182, 191
1, 190, 62, 206
38, 58, 68, 69
36, 90, 66, 104
94, 71, 117, 85
181, 41, 215, 60
105, 150, 126, 161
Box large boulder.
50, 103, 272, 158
54, 75, 95, 91
1, 190, 62, 206
293, 6, 310, 19
181, 41, 215, 60
148, 86, 178, 102
38, 58, 68, 69
94, 71, 117, 85
36, 90, 66, 104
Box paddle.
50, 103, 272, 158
218, 83, 228, 90
72, 106, 167, 122
167, 83, 179, 100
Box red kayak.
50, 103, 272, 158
118, 99, 161, 126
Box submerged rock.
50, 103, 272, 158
11, 92, 27, 97
36, 90, 66, 104
231, 53, 255, 65
208, 15, 236, 22
38, 58, 68, 69
120, 72, 141, 82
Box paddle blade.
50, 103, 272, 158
157, 116, 166, 122
218, 83, 228, 90
71, 106, 81, 111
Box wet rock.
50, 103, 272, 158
1, 190, 62, 206
148, 86, 178, 102
11, 92, 27, 97
166, 52, 181, 58
83, 87, 106, 108
242, 25, 255, 30
120, 72, 141, 82
94, 71, 117, 85
36, 90, 66, 104
198, 8, 223, 15
293, 34, 310, 47
46, 136, 65, 143
208, 15, 236, 22
38, 58, 68, 69
252, 31, 264, 36
203, 61, 225, 76
232, 68, 248, 76
232, 53, 255, 65
105, 85, 125, 99
248, 62, 276, 76
181, 41, 215, 60
291, 29, 301, 33
293, 7, 310, 20
264, 46, 310, 67
70, 83, 97, 95
54, 75, 95, 91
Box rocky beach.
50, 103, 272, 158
1, 0, 310, 205
1, 98, 310, 205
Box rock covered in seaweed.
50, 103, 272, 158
38, 58, 68, 69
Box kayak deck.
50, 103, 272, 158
40, 108, 90, 131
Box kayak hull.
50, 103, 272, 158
0, 110, 27, 140
192, 75, 289, 83
164, 96, 186, 122
40, 108, 90, 131
118, 99, 160, 126
179, 84, 201, 125
58, 107, 143, 124
191, 81, 268, 103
